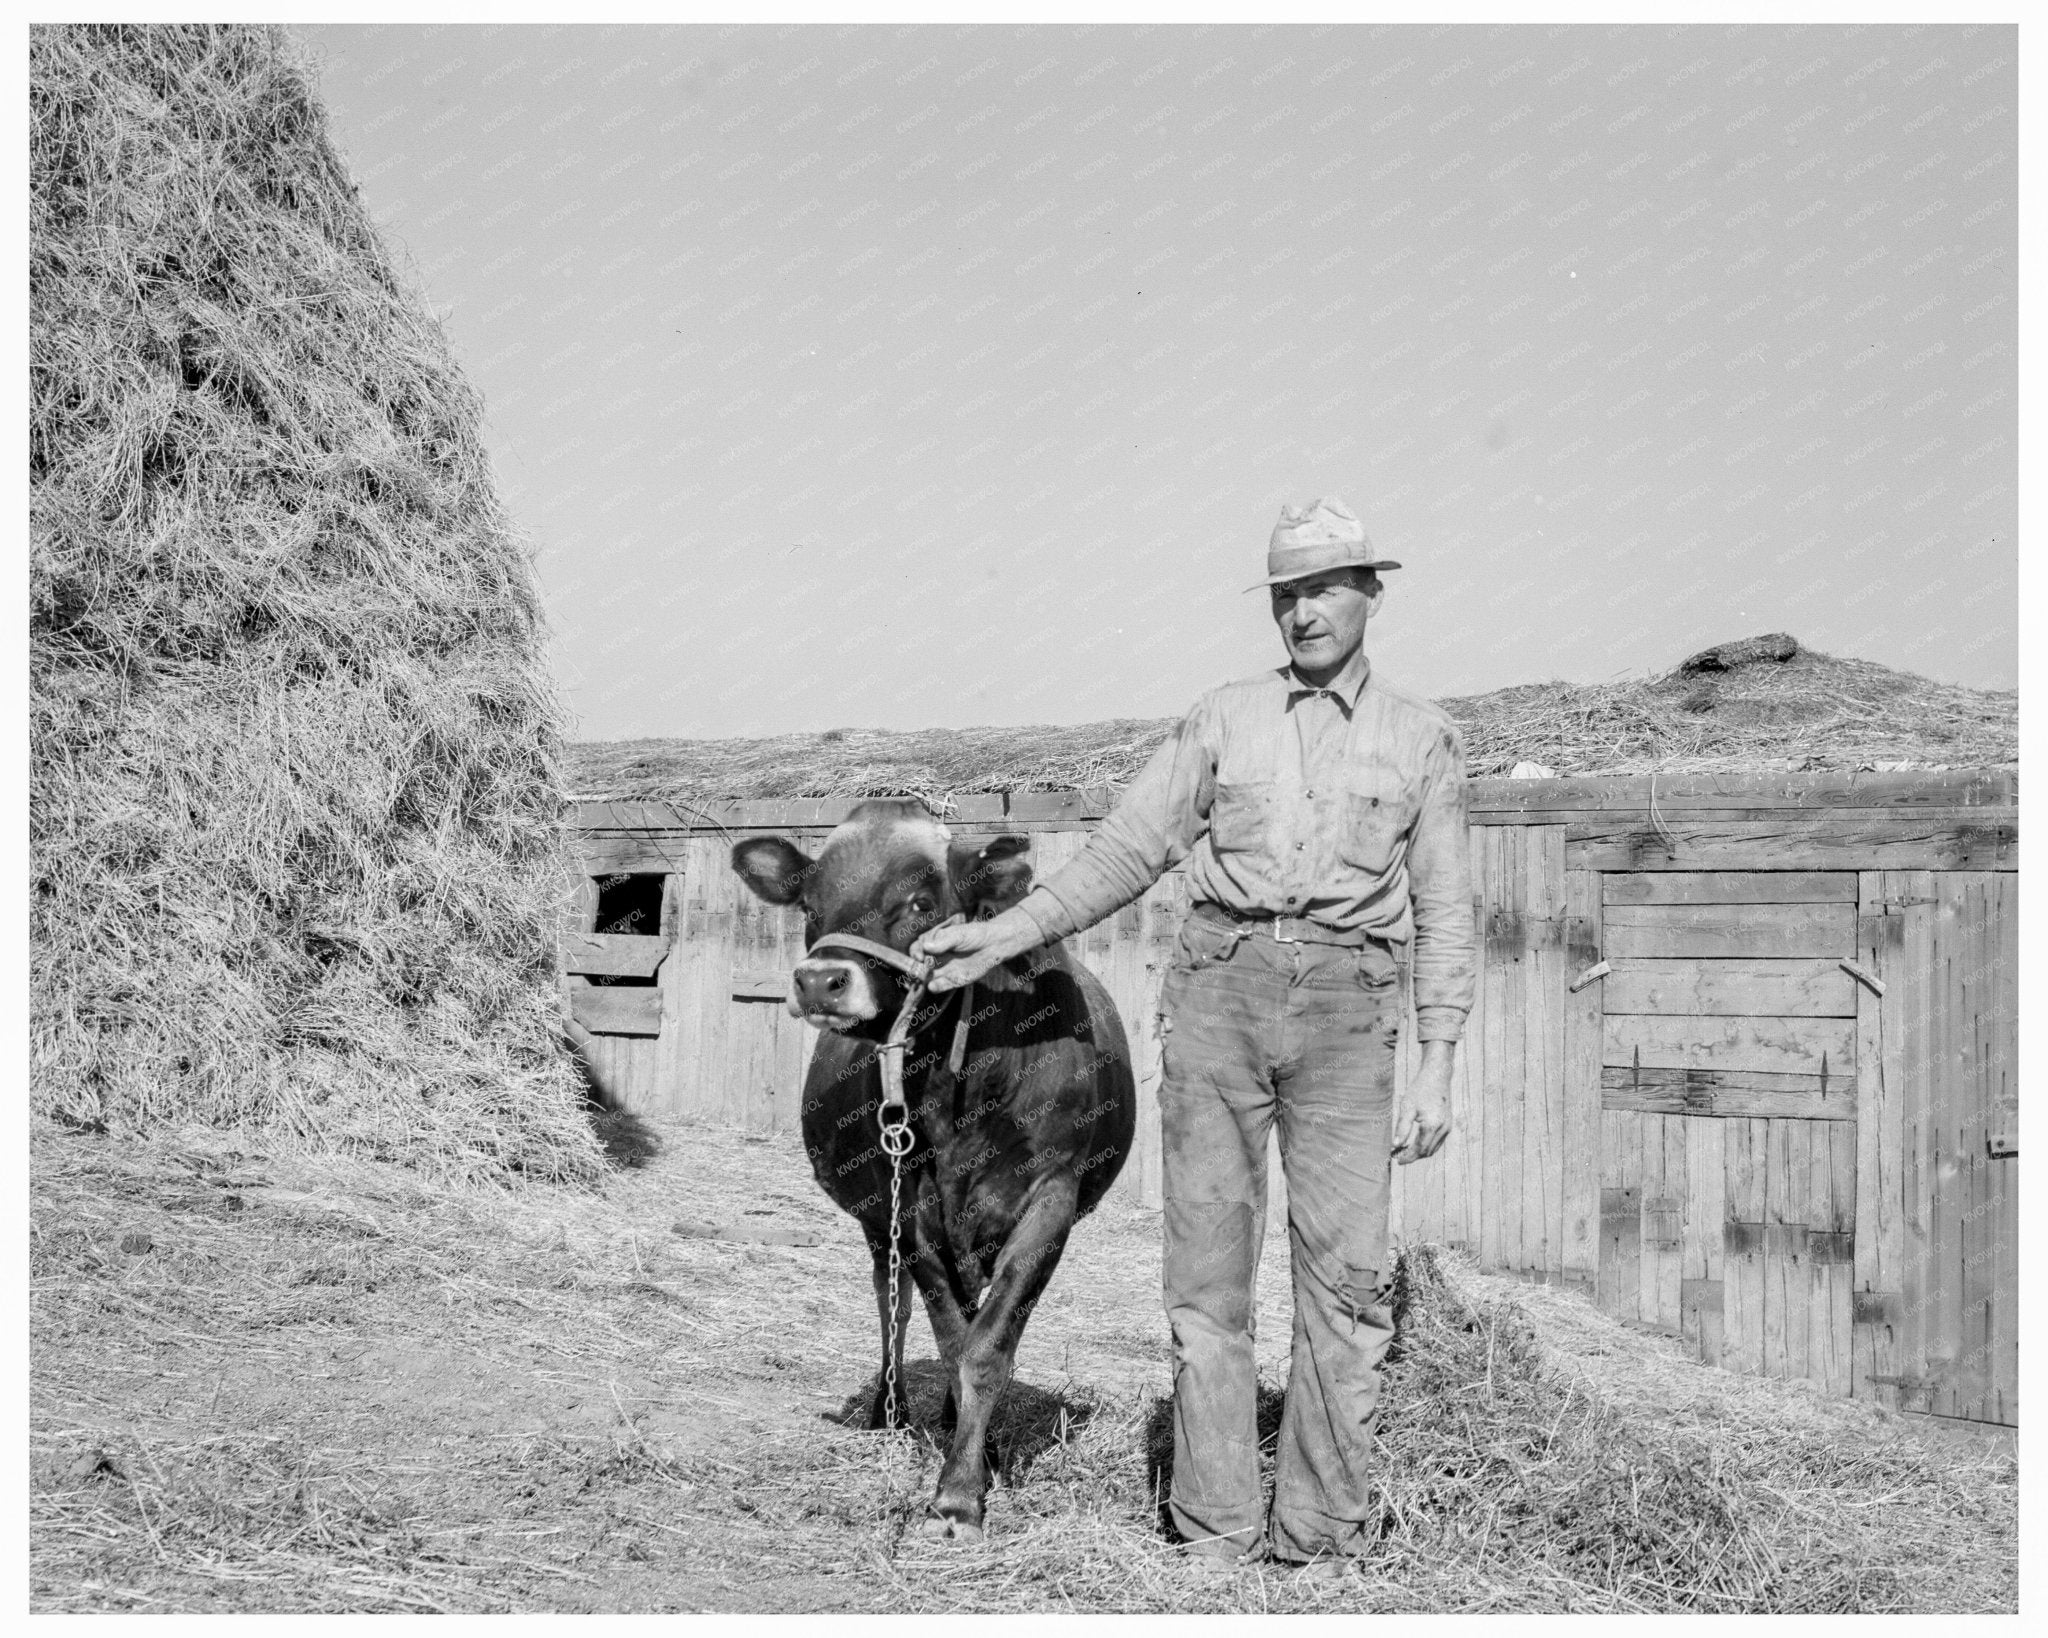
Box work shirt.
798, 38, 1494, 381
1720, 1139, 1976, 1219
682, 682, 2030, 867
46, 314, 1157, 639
1015, 650, 1477, 1042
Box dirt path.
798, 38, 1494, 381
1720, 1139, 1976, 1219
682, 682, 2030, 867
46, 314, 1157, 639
30, 1114, 2014, 1613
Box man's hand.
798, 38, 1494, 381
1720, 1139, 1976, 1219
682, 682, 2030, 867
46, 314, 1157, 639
913, 906, 1044, 992
1392, 1040, 1456, 1164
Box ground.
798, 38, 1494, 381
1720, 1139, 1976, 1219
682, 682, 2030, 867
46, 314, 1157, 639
29, 1112, 2016, 1613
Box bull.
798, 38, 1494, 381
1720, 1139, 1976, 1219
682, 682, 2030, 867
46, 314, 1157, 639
731, 799, 1134, 1542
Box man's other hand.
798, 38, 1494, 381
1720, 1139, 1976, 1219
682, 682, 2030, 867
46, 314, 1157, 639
914, 907, 1044, 991
1392, 1040, 1456, 1164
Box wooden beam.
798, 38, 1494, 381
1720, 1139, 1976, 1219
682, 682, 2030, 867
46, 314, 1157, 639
568, 983, 663, 1038
1602, 870, 1857, 904
574, 795, 1011, 832
560, 931, 670, 978
1602, 957, 1857, 1018
1601, 902, 1857, 960
730, 969, 789, 1001
576, 836, 698, 877
1602, 1066, 1857, 1121
1005, 789, 1120, 822
1605, 1012, 1854, 1079
1467, 769, 2014, 815
1564, 815, 2016, 873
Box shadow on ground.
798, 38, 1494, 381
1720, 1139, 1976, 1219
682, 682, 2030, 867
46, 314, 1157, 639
828, 1359, 1101, 1483
588, 1105, 662, 1169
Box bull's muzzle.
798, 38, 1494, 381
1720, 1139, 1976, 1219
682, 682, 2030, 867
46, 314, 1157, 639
789, 958, 879, 1027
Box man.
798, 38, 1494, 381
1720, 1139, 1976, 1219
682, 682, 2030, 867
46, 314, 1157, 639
914, 496, 1475, 1575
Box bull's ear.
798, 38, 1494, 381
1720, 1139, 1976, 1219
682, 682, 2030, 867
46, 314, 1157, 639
731, 837, 812, 905
948, 833, 1033, 920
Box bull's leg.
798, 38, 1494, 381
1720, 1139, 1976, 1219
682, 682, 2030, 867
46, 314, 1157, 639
863, 1236, 916, 1431
922, 1173, 1081, 1543
908, 1193, 975, 1436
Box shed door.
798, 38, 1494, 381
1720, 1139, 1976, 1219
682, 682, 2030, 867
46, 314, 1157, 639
1590, 871, 1861, 1397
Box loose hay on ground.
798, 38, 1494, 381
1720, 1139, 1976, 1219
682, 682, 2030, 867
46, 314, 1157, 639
31, 1120, 2014, 1613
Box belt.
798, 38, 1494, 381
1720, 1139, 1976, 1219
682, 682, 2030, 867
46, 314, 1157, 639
1191, 900, 1376, 948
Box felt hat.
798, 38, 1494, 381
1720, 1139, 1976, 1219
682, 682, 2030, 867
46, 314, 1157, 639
1248, 496, 1402, 590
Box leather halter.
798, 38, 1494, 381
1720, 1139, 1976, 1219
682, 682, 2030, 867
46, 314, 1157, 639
804, 916, 974, 1115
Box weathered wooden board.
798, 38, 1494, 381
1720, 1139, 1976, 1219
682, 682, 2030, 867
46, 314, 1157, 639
1560, 868, 1603, 1290
1604, 1014, 1855, 1080
1468, 770, 2014, 815
568, 982, 663, 1038
1921, 872, 2014, 1424
1602, 871, 1857, 904
575, 833, 700, 878
1826, 1122, 1859, 1400
1565, 817, 2015, 873
1481, 827, 1515, 1273
1601, 902, 1855, 960
576, 796, 1012, 833
1602, 957, 1855, 1018
1601, 1067, 1856, 1121
1597, 1109, 1641, 1322
1681, 1115, 1727, 1367
1723, 1118, 1767, 1378
1642, 1114, 1685, 1334
1852, 870, 1899, 1410
1984, 874, 2017, 1425
575, 772, 2014, 837
1007, 789, 1121, 822
561, 931, 670, 978
1528, 826, 1567, 1283
1498, 827, 1529, 1278
1764, 1118, 1801, 1381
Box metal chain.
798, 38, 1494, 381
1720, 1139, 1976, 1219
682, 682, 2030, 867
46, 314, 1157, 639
878, 1110, 913, 1431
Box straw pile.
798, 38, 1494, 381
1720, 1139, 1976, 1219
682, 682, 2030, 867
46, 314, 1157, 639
568, 639, 2016, 808
29, 25, 600, 1180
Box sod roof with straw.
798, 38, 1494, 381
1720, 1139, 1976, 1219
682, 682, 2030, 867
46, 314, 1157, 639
30, 24, 601, 1180
568, 635, 2017, 812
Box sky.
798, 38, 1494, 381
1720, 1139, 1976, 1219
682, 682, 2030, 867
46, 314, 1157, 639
300, 22, 2019, 742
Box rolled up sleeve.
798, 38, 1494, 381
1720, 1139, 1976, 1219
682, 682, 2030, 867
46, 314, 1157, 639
1406, 723, 1477, 1042
1016, 699, 1219, 942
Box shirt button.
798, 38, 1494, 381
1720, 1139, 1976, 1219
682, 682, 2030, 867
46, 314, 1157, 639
1294, 841, 1305, 850
1286, 895, 1299, 905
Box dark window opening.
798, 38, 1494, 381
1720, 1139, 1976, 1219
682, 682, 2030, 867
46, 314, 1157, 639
588, 873, 666, 987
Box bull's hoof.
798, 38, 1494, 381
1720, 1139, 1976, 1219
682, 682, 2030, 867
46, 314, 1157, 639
919, 1512, 984, 1545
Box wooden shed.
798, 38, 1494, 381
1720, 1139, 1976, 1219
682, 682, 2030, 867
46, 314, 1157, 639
563, 769, 2017, 1430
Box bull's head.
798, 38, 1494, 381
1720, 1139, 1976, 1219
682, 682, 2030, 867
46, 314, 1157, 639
731, 799, 1033, 1038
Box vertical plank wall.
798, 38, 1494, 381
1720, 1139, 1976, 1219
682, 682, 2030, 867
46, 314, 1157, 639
1854, 869, 2017, 1423
1591, 872, 1859, 1397
567, 772, 2015, 1426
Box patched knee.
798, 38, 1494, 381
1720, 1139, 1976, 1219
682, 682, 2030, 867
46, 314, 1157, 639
1341, 1266, 1397, 1334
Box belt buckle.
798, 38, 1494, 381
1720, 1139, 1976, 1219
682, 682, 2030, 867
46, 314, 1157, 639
1270, 917, 1304, 945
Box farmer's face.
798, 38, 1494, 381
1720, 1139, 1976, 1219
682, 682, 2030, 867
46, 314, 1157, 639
1270, 569, 1383, 678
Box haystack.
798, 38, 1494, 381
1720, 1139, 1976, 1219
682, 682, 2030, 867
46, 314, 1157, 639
29, 25, 601, 1180
568, 639, 2017, 809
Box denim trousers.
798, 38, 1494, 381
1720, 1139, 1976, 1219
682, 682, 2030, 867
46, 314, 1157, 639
1157, 910, 1400, 1562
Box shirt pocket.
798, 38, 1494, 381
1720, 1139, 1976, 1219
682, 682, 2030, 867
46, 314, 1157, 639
1337, 768, 1416, 874
1208, 780, 1275, 858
